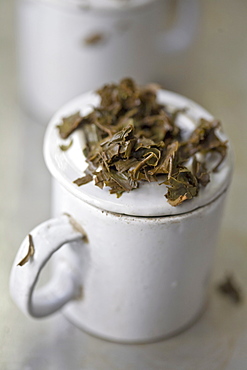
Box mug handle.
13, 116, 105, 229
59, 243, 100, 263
158, 0, 200, 53
9, 214, 86, 318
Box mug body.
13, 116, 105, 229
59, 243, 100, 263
51, 179, 227, 343
17, 0, 168, 122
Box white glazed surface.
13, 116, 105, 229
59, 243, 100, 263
17, 0, 199, 122
10, 178, 228, 343
44, 89, 233, 216
51, 181, 228, 342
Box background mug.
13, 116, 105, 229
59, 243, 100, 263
17, 0, 200, 123
10, 89, 233, 343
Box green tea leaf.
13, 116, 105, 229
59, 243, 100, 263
165, 169, 198, 207
57, 112, 83, 139
57, 78, 228, 206
59, 139, 73, 151
17, 234, 35, 266
73, 174, 93, 186
192, 157, 210, 186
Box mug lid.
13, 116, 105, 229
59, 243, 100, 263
44, 90, 233, 217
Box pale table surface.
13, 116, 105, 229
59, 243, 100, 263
1, 0, 247, 369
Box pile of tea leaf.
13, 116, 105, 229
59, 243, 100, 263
57, 78, 228, 206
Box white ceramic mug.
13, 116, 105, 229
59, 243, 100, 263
10, 90, 233, 343
17, 0, 200, 123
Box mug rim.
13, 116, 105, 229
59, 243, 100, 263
99, 187, 228, 221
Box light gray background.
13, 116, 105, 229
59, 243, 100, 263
1, 0, 247, 369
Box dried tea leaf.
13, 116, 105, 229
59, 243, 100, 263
17, 234, 35, 266
84, 32, 106, 46
57, 78, 228, 206
106, 171, 138, 193
64, 213, 88, 243
57, 112, 83, 139
135, 137, 157, 150
114, 158, 139, 172
188, 119, 228, 171
217, 275, 243, 304
59, 139, 73, 151
192, 156, 210, 186
73, 174, 93, 186
94, 170, 107, 189
164, 141, 180, 178
164, 168, 198, 206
